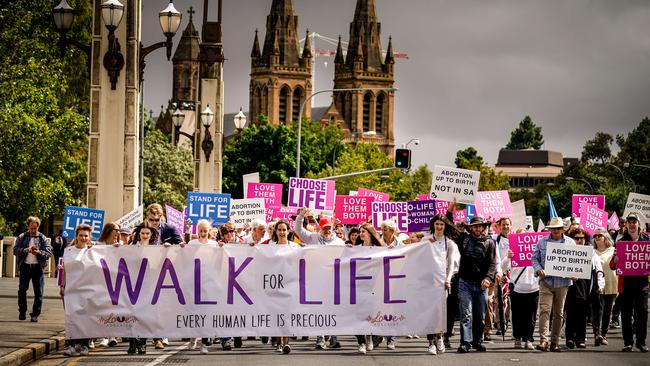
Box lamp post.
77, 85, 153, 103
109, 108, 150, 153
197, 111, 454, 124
52, 0, 91, 56
200, 105, 215, 162
295, 87, 397, 178
566, 177, 594, 193
607, 163, 626, 184
403, 138, 420, 148
233, 107, 247, 133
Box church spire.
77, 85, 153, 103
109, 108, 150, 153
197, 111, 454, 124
302, 29, 312, 58
251, 29, 261, 58
260, 0, 301, 67
384, 36, 394, 64
334, 35, 344, 65
345, 0, 383, 71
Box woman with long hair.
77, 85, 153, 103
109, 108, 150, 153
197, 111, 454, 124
591, 227, 617, 346
354, 223, 382, 354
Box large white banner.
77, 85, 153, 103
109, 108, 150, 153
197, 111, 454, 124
63, 244, 446, 339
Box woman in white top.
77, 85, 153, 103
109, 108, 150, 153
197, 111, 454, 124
380, 219, 403, 248
591, 227, 617, 346
421, 214, 459, 355
94, 223, 121, 348
187, 220, 218, 246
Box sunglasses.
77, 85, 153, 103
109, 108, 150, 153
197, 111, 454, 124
226, 229, 236, 233
593, 234, 604, 238
148, 218, 161, 222
573, 236, 585, 240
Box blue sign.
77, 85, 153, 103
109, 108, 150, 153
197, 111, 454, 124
465, 204, 476, 222
186, 192, 231, 225
62, 206, 105, 240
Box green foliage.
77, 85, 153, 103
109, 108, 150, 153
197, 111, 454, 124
581, 132, 613, 164
0, 0, 91, 234
222, 120, 348, 199
455, 147, 483, 171
616, 117, 650, 194
505, 116, 544, 150
143, 129, 193, 210
455, 147, 510, 191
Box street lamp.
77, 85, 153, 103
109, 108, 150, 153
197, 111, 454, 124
233, 107, 247, 132
566, 177, 594, 193
100, 0, 126, 90
53, 0, 91, 56
607, 163, 626, 183
140, 0, 182, 83
295, 87, 398, 177
403, 138, 420, 148
200, 105, 215, 162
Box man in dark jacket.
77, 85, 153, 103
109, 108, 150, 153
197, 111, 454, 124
13, 216, 52, 322
145, 203, 182, 245
454, 216, 497, 353
614, 213, 649, 353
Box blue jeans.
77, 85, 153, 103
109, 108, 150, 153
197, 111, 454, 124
458, 279, 488, 346
18, 263, 44, 317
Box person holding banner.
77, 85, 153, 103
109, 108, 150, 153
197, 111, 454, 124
531, 217, 576, 352
145, 203, 182, 245
612, 213, 649, 353
485, 217, 512, 341
380, 219, 403, 248
346, 227, 361, 246
354, 223, 383, 354
591, 227, 617, 347
219, 222, 244, 245
95, 222, 121, 348
60, 224, 93, 357
14, 216, 52, 323
243, 219, 268, 245
452, 214, 498, 354
294, 208, 345, 246
422, 214, 459, 355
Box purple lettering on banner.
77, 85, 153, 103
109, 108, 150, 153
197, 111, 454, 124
194, 259, 217, 305
299, 259, 323, 304
383, 256, 406, 304
100, 258, 148, 305
572, 194, 606, 218
334, 258, 341, 305
151, 258, 186, 305
247, 182, 283, 209
349, 257, 372, 304
508, 232, 547, 267
371, 201, 408, 232
407, 200, 437, 232
615, 241, 650, 276
228, 257, 254, 305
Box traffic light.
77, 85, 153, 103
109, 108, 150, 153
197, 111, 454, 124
395, 148, 411, 169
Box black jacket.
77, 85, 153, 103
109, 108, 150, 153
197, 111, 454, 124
457, 231, 498, 283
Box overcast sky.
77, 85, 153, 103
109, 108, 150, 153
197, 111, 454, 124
141, 0, 650, 168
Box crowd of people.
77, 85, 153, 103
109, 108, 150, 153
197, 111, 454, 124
13, 202, 649, 357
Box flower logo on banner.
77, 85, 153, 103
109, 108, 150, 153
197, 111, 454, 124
367, 311, 406, 326
97, 313, 138, 328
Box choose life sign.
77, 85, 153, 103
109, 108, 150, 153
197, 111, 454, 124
287, 178, 336, 212
430, 165, 479, 205
372, 201, 408, 232
186, 192, 231, 225
543, 242, 592, 280
63, 206, 105, 240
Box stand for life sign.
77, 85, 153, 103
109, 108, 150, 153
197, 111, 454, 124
186, 192, 231, 225
62, 206, 105, 240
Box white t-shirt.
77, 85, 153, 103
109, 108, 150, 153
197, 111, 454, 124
187, 239, 218, 245
25, 237, 39, 264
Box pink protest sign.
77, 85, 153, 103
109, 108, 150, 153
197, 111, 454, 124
266, 206, 297, 230
572, 195, 606, 218
475, 190, 513, 220
453, 208, 466, 222
417, 194, 432, 201
287, 178, 336, 211
335, 195, 373, 225
580, 202, 608, 235
165, 204, 185, 236
247, 182, 283, 209
435, 200, 450, 214
615, 241, 650, 276
358, 187, 390, 202
609, 211, 620, 231
509, 232, 547, 268
372, 201, 408, 232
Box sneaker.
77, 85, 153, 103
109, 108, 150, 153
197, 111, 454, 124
222, 340, 232, 351
315, 339, 326, 349
595, 335, 603, 346
406, 335, 414, 339
200, 345, 208, 354
30, 315, 38, 322
550, 342, 561, 352
611, 320, 620, 329
358, 344, 367, 354
457, 344, 470, 353
514, 340, 522, 349
276, 344, 283, 352
79, 346, 90, 356
387, 340, 396, 350
137, 345, 147, 355
99, 338, 109, 347
108, 338, 118, 347
443, 337, 451, 348
577, 342, 587, 349
622, 345, 633, 352
365, 336, 374, 351
88, 340, 95, 349
428, 344, 437, 355
64, 345, 79, 357
636, 344, 649, 353
154, 340, 164, 349
282, 345, 291, 354
525, 341, 535, 350
435, 337, 445, 353
483, 334, 492, 342
413, 335, 420, 339
601, 337, 609, 346
473, 343, 487, 352
162, 338, 169, 346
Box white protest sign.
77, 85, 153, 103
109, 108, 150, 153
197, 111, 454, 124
543, 242, 592, 280
623, 192, 650, 227
510, 199, 527, 231
430, 165, 480, 205
242, 172, 260, 198
115, 205, 143, 231
525, 216, 534, 232
62, 245, 446, 338
230, 198, 266, 228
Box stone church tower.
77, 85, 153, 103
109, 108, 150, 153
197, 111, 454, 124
323, 0, 395, 155
249, 0, 312, 125
172, 8, 200, 110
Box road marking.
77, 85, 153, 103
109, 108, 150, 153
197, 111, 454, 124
143, 343, 188, 366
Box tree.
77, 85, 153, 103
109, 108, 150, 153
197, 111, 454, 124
616, 117, 650, 194
0, 0, 91, 234
142, 128, 193, 210
505, 116, 544, 150
455, 147, 510, 191
455, 147, 484, 171
222, 120, 348, 199
581, 132, 613, 164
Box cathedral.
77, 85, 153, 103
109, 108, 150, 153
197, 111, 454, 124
165, 0, 396, 155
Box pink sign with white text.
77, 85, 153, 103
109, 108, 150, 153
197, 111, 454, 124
475, 191, 513, 220
335, 195, 374, 225
509, 232, 547, 268
358, 187, 390, 202
417, 194, 432, 201
265, 206, 297, 230
580, 202, 608, 235
453, 209, 466, 222
615, 241, 650, 276
572, 195, 606, 218
247, 182, 283, 209
609, 212, 620, 231
287, 178, 336, 211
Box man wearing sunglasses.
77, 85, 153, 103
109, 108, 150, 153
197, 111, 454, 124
145, 203, 182, 245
